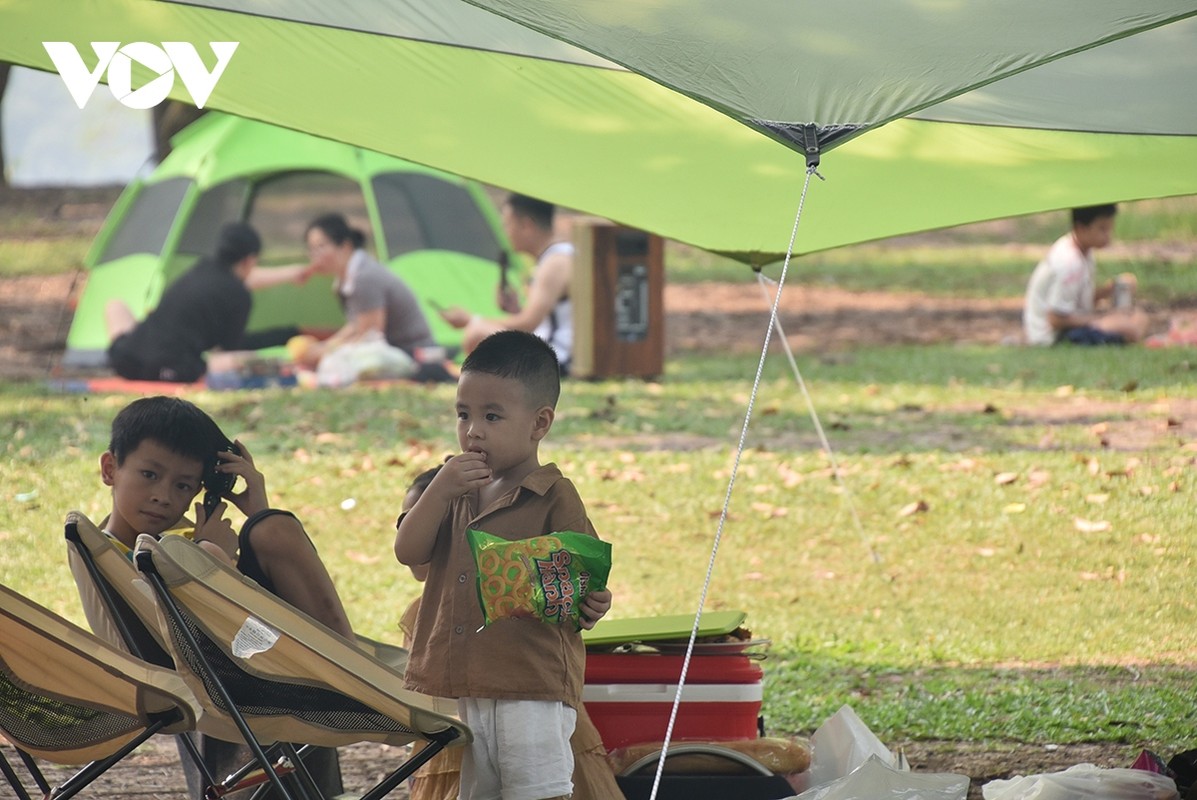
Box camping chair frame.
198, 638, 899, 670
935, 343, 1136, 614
0, 582, 199, 800
63, 512, 336, 800
133, 534, 465, 800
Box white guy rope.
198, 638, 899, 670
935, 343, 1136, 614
754, 271, 880, 565
648, 164, 821, 800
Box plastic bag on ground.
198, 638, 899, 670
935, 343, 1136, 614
792, 754, 968, 800
808, 704, 905, 788
982, 763, 1179, 799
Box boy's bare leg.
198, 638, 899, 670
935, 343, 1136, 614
244, 513, 354, 638
1095, 308, 1150, 343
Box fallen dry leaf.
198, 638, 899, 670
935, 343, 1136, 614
898, 500, 929, 517
994, 472, 1018, 485
1085, 493, 1110, 505
1074, 517, 1112, 533
1003, 503, 1027, 515
1027, 470, 1052, 488
977, 547, 996, 557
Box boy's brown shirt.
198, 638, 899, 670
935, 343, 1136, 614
403, 463, 597, 707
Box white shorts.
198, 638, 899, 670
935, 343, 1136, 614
457, 697, 576, 800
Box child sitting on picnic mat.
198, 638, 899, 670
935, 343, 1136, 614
395, 330, 611, 800
398, 466, 620, 800
92, 395, 353, 799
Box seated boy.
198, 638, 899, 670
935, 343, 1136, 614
93, 395, 352, 799
395, 331, 608, 800
1023, 203, 1150, 346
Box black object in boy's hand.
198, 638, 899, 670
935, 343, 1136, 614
202, 442, 242, 518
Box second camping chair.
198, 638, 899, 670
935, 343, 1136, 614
132, 532, 470, 800
0, 582, 200, 800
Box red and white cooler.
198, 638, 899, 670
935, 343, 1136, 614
582, 652, 763, 750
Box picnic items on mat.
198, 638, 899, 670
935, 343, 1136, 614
467, 528, 612, 630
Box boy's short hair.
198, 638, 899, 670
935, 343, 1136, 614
1072, 204, 1118, 227
108, 396, 228, 477
505, 193, 555, 232
461, 331, 561, 409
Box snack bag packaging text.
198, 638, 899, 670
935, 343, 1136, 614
467, 529, 611, 630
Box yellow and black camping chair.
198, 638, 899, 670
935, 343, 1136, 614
66, 510, 348, 799
64, 510, 421, 799
0, 582, 201, 800
132, 532, 469, 800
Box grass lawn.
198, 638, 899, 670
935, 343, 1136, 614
2, 340, 1195, 751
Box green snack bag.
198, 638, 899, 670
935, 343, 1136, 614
467, 529, 612, 630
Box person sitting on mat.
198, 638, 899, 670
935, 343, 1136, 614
1023, 203, 1150, 346
105, 222, 308, 382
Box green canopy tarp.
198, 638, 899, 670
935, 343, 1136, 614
1, 0, 1195, 264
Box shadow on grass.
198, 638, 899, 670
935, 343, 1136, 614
761, 649, 1196, 750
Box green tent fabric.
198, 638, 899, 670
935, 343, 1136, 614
65, 111, 514, 365
1, 0, 1195, 264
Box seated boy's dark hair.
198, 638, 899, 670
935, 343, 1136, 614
461, 331, 561, 408
214, 222, 261, 269
505, 193, 555, 231
1072, 204, 1118, 227
409, 466, 442, 495
108, 396, 228, 476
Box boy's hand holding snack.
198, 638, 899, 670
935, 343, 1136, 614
434, 451, 493, 498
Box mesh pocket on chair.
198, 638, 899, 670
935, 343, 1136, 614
0, 665, 142, 752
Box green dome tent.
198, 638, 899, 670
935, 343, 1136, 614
63, 112, 516, 367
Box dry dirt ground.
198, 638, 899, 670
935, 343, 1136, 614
0, 189, 1176, 798
0, 271, 1034, 381
4, 737, 1148, 800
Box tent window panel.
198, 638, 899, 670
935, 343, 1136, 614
175, 179, 250, 259
247, 172, 372, 263
96, 178, 192, 264
373, 173, 501, 261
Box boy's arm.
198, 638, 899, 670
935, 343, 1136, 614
393, 493, 449, 566
394, 452, 491, 565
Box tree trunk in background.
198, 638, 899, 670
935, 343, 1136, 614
152, 102, 205, 162
0, 63, 11, 186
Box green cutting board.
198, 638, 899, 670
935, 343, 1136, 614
582, 610, 745, 646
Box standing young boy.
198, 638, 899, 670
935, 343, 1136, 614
1023, 203, 1150, 346
395, 331, 606, 800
